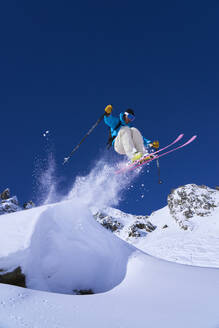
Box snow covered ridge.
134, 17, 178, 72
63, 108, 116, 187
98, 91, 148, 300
168, 184, 219, 230
93, 184, 219, 268
0, 188, 21, 214
92, 207, 156, 239
93, 184, 219, 238
0, 188, 35, 215
137, 184, 219, 268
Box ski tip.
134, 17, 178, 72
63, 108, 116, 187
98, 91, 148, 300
191, 135, 197, 141
178, 133, 184, 140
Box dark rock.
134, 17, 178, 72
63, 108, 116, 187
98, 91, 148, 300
94, 210, 156, 239
145, 221, 156, 232
128, 220, 156, 237
94, 212, 124, 232
1, 188, 10, 200
162, 225, 168, 229
101, 219, 122, 232
0, 267, 26, 288
7, 196, 19, 206
0, 196, 21, 215
23, 201, 35, 209
73, 289, 94, 295
0, 188, 34, 215
168, 184, 219, 230
128, 224, 143, 237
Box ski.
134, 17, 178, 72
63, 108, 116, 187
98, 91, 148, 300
131, 133, 184, 168
116, 135, 197, 174
116, 133, 184, 174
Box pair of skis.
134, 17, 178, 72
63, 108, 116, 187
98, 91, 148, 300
116, 134, 197, 174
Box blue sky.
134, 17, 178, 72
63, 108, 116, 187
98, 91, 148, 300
0, 0, 218, 214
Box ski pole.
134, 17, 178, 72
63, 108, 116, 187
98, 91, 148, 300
152, 140, 162, 184
63, 112, 105, 165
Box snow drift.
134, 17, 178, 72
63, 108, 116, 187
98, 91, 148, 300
24, 200, 134, 294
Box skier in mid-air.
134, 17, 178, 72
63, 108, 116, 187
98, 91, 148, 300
63, 104, 196, 172
104, 104, 159, 162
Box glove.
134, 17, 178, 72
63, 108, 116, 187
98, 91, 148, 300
104, 104, 113, 114
152, 140, 159, 149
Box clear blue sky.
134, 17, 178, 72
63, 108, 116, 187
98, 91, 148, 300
0, 0, 218, 215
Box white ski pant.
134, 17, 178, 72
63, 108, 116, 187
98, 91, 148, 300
114, 127, 145, 159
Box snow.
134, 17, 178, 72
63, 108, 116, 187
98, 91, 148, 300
23, 200, 133, 294
67, 159, 137, 209
138, 205, 219, 267
99, 202, 219, 268
0, 161, 219, 327
135, 185, 219, 267
96, 185, 219, 268
0, 196, 21, 215
43, 130, 50, 137
0, 196, 219, 327
0, 205, 47, 257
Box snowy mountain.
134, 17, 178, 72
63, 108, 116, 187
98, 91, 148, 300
0, 188, 21, 214
0, 188, 35, 215
94, 184, 219, 268
168, 184, 219, 230
0, 183, 219, 327
92, 206, 156, 237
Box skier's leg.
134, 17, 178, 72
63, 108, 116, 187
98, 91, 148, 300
114, 127, 137, 158
131, 127, 146, 154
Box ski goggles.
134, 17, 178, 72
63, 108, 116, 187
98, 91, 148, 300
124, 112, 135, 121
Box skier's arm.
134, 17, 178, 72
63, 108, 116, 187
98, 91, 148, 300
104, 113, 120, 129
104, 104, 121, 129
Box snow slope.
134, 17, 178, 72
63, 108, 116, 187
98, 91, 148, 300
137, 204, 219, 267
95, 185, 219, 268
0, 198, 219, 327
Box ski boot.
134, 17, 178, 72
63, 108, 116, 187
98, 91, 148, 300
139, 153, 155, 164
131, 152, 143, 163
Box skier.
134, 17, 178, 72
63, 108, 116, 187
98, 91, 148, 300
63, 105, 196, 167
104, 104, 159, 162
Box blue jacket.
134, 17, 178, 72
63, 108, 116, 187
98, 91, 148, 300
104, 112, 151, 146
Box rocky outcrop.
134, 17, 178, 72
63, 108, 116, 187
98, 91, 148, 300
0, 188, 21, 214
93, 210, 156, 239
168, 184, 219, 230
0, 188, 10, 200
23, 201, 35, 210
0, 267, 26, 288
0, 194, 21, 215
73, 289, 94, 295
128, 218, 156, 237
93, 212, 124, 232
0, 188, 35, 215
